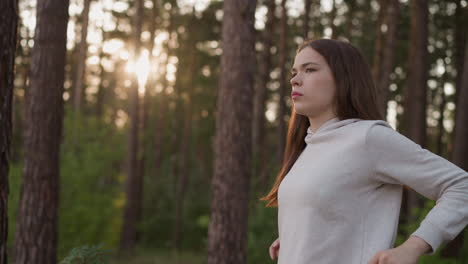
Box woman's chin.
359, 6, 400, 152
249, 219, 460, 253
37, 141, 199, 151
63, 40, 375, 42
293, 104, 310, 115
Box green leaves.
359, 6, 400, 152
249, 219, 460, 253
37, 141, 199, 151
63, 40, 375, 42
60, 245, 109, 264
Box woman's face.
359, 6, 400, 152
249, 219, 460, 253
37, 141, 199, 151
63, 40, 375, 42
290, 47, 337, 118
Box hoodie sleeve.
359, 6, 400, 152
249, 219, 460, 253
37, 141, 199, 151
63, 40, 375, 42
365, 122, 468, 255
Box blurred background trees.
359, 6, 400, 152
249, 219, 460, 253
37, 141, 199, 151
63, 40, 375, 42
2, 0, 468, 263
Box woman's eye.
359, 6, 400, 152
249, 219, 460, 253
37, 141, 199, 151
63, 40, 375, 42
306, 68, 315, 72
291, 73, 296, 77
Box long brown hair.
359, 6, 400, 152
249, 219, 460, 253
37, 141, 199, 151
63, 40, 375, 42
259, 38, 385, 207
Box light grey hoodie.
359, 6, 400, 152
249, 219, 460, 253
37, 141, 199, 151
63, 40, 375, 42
277, 117, 468, 264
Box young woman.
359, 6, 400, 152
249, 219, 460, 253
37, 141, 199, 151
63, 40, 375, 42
259, 38, 468, 264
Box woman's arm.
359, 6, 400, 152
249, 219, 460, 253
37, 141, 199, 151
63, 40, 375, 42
365, 122, 468, 255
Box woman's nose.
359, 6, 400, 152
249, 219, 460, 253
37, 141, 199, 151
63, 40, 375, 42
290, 74, 301, 87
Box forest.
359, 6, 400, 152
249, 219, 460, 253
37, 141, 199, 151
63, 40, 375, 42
1, 0, 468, 263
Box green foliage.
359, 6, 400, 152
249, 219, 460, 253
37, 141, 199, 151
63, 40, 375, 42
7, 162, 23, 248
396, 198, 468, 263
58, 108, 126, 258
247, 200, 278, 264
108, 247, 205, 264
60, 245, 109, 264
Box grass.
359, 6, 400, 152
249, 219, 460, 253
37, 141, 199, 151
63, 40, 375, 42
108, 248, 205, 264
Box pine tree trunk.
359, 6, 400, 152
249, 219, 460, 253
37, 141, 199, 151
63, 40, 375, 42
436, 51, 449, 156
253, 0, 276, 193
73, 0, 91, 113
344, 0, 357, 40
13, 21, 31, 163
371, 0, 388, 86
440, 22, 468, 259
277, 0, 287, 164
330, 0, 338, 39
120, 0, 144, 251
95, 27, 106, 120
173, 45, 195, 250
154, 0, 173, 182
14, 0, 69, 263
451, 0, 467, 152
374, 0, 399, 118
207, 0, 256, 263
401, 0, 429, 227
0, 1, 18, 263
303, 0, 311, 38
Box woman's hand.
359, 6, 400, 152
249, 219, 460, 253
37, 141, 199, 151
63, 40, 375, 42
269, 237, 280, 260
368, 236, 431, 264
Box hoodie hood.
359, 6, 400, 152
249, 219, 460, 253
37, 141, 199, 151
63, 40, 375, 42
305, 117, 361, 144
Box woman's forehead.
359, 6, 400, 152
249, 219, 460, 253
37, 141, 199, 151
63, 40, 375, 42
293, 48, 324, 68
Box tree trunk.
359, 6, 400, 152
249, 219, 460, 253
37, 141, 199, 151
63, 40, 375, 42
173, 40, 195, 250
344, 0, 357, 40
154, 0, 174, 182
401, 0, 429, 228
12, 18, 31, 163
440, 16, 468, 259
14, 0, 69, 263
371, 0, 388, 86
303, 0, 311, 38
253, 0, 276, 193
373, 0, 399, 118
120, 0, 144, 252
436, 35, 450, 157
277, 0, 287, 164
143, 0, 157, 181
453, 0, 467, 91
95, 27, 106, 120
0, 1, 18, 263
330, 0, 338, 39
207, 0, 256, 263
451, 0, 467, 158
73, 0, 92, 113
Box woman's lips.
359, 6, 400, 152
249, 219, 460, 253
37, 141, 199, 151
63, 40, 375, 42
291, 91, 303, 99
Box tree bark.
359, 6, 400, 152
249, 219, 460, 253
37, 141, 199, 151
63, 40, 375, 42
303, 0, 312, 38
373, 0, 399, 118
73, 0, 92, 113
344, 0, 357, 40
253, 0, 276, 193
95, 27, 106, 120
371, 0, 388, 86
401, 0, 429, 227
277, 0, 287, 164
173, 36, 195, 250
13, 0, 69, 263
120, 0, 144, 251
330, 0, 338, 39
154, 0, 174, 182
441, 15, 468, 259
170, 7, 197, 252
207, 0, 256, 263
0, 1, 18, 263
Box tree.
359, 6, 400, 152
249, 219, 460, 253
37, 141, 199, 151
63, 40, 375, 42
441, 20, 468, 260
14, 0, 70, 263
373, 0, 400, 118
207, 0, 257, 263
73, 0, 92, 112
303, 0, 312, 38
173, 10, 197, 252
253, 0, 276, 192
153, 0, 175, 181
0, 0, 18, 263
277, 0, 288, 164
401, 0, 429, 226
120, 0, 144, 251
330, 0, 338, 39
